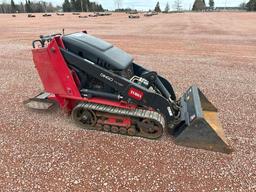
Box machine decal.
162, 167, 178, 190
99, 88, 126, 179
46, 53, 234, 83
100, 73, 113, 82
128, 87, 144, 100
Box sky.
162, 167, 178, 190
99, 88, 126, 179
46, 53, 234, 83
1, 0, 247, 10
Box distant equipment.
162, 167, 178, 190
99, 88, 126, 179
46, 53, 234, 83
79, 15, 88, 18
128, 10, 138, 14
89, 14, 98, 17
97, 12, 112, 16
128, 15, 140, 19
56, 13, 65, 16
144, 12, 153, 17
28, 14, 36, 18
42, 14, 52, 17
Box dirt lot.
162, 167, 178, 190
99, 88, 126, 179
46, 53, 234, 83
0, 12, 255, 191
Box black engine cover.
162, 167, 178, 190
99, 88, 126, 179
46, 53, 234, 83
62, 32, 134, 78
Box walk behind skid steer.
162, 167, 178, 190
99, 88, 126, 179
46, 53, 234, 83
24, 31, 232, 153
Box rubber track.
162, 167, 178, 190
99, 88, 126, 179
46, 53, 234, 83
75, 102, 166, 138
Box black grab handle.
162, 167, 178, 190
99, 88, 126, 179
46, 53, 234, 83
40, 33, 62, 42
32, 40, 43, 48
32, 33, 62, 48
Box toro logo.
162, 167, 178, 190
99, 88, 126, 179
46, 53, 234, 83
128, 87, 144, 100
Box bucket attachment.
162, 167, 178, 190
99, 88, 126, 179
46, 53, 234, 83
23, 92, 55, 110
174, 86, 232, 154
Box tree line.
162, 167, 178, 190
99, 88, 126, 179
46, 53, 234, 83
152, 1, 209, 12
62, 0, 104, 12
192, 0, 256, 11
0, 0, 104, 14
153, 0, 213, 12
152, 0, 255, 12
0, 0, 60, 13
245, 0, 256, 11
1, 0, 255, 14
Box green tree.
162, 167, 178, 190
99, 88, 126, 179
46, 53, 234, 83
48, 2, 55, 12
63, 0, 104, 12
247, 0, 256, 11
192, 0, 206, 11
81, 0, 88, 12
11, 0, 17, 13
25, 0, 32, 13
33, 2, 44, 12
20, 2, 25, 13
154, 1, 161, 12
63, 0, 71, 12
209, 0, 214, 9
74, 0, 82, 12
164, 2, 170, 12
70, 0, 76, 11
239, 2, 247, 10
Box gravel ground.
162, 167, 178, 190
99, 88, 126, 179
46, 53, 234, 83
0, 12, 255, 191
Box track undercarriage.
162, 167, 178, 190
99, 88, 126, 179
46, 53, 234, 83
72, 102, 165, 139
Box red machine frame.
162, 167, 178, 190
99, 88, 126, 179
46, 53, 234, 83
32, 35, 137, 114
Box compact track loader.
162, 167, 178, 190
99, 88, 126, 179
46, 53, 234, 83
24, 31, 232, 153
